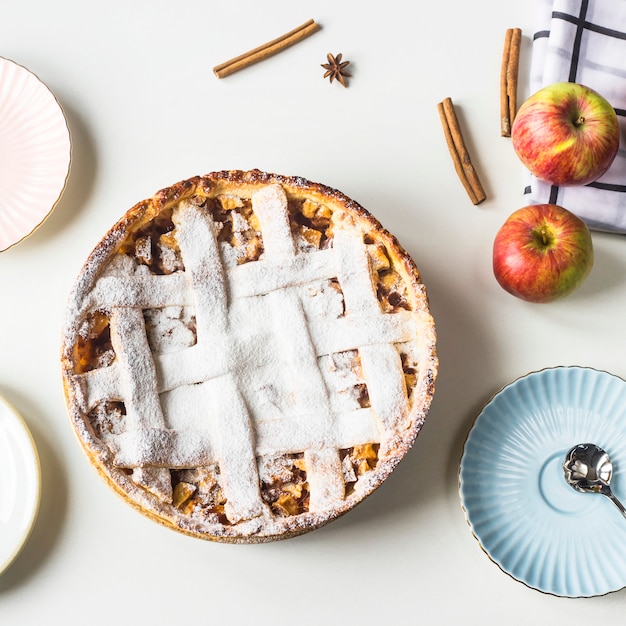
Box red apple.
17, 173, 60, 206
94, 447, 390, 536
511, 82, 619, 186
493, 204, 593, 303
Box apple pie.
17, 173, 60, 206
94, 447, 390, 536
61, 169, 437, 542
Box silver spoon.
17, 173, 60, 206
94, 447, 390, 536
563, 443, 626, 519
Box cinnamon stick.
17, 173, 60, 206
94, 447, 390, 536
437, 97, 486, 205
213, 19, 320, 79
500, 27, 522, 136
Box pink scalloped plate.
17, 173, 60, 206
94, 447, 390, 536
0, 57, 71, 252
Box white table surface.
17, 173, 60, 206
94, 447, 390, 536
2, 1, 626, 623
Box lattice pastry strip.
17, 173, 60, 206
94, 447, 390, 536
333, 225, 411, 440
61, 170, 438, 543
172, 199, 264, 522
254, 185, 346, 512
108, 306, 173, 501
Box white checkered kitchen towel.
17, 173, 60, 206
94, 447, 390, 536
526, 0, 626, 233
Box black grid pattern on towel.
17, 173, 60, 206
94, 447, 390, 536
525, 0, 626, 211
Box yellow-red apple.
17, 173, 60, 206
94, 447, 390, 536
511, 82, 619, 186
493, 204, 593, 303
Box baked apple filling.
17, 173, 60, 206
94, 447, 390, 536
342, 444, 380, 496
259, 453, 310, 516
120, 208, 183, 275
88, 400, 127, 438
171, 467, 228, 524
73, 311, 114, 374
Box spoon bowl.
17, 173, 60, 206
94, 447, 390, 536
563, 443, 626, 519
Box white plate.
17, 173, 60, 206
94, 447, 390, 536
459, 366, 626, 597
0, 57, 71, 252
0, 394, 41, 575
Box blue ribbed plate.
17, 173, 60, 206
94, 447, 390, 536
459, 366, 626, 597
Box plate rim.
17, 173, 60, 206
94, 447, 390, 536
0, 392, 42, 576
0, 55, 72, 253
458, 364, 626, 598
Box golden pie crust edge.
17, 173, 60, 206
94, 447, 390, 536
60, 169, 438, 543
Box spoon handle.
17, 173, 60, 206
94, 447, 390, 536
606, 492, 626, 519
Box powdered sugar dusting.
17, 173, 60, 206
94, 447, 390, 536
61, 172, 437, 542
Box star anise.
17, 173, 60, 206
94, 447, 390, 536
321, 53, 351, 87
